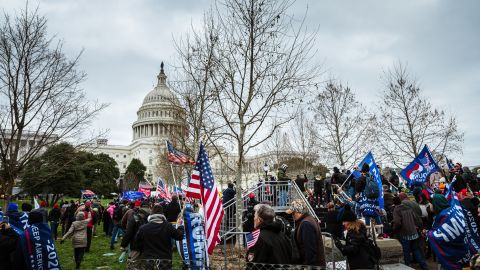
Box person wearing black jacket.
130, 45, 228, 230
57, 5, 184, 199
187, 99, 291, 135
325, 202, 343, 239
389, 170, 400, 190
223, 182, 236, 229
354, 163, 370, 196
120, 203, 151, 252
134, 204, 184, 263
331, 167, 346, 186
48, 204, 61, 240
247, 204, 292, 267
165, 195, 181, 223
313, 175, 324, 207
334, 205, 376, 270
0, 222, 19, 270
294, 174, 308, 193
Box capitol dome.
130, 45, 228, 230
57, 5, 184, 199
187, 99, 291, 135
132, 63, 186, 142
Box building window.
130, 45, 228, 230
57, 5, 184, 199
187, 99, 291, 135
116, 154, 119, 158
149, 150, 153, 154
123, 154, 126, 158
149, 159, 153, 165
123, 164, 126, 169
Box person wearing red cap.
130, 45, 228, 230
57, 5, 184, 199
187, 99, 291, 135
83, 201, 96, 252
120, 200, 150, 253
31, 200, 49, 223
48, 204, 61, 240
242, 193, 259, 232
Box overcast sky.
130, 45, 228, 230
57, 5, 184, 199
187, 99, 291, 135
1, 0, 479, 165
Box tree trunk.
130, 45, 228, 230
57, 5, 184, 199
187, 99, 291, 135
235, 126, 245, 235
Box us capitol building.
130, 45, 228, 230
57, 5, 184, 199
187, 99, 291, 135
87, 63, 310, 187
87, 63, 187, 183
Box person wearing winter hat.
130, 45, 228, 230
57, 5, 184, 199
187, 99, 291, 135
287, 199, 325, 267
31, 200, 48, 223
48, 204, 61, 240
354, 163, 370, 197
6, 203, 29, 230
61, 212, 92, 269
431, 194, 450, 215
335, 205, 375, 269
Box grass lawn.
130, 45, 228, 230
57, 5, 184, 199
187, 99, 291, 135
56, 229, 184, 270
57, 232, 126, 270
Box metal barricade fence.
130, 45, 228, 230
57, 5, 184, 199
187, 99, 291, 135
126, 259, 209, 270
220, 181, 294, 238
216, 231, 348, 270
127, 259, 333, 270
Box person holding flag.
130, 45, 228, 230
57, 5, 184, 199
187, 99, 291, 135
245, 204, 292, 267
427, 177, 480, 269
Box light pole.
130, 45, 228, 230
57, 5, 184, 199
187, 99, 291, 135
263, 163, 269, 181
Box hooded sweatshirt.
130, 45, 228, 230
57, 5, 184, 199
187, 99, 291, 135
134, 213, 184, 260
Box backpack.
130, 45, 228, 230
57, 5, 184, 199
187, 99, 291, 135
113, 205, 124, 221
275, 216, 300, 262
364, 174, 380, 199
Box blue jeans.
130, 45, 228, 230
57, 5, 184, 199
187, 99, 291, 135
400, 238, 428, 270
110, 224, 124, 247
50, 222, 59, 240
365, 216, 382, 226
279, 191, 287, 206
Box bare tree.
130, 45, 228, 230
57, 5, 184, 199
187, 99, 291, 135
375, 63, 463, 167
312, 80, 373, 167
208, 0, 321, 230
171, 13, 225, 158
263, 128, 292, 171
291, 108, 318, 172
0, 8, 106, 197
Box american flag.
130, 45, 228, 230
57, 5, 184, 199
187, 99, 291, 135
188, 143, 224, 254
245, 229, 260, 249
186, 169, 201, 199
166, 141, 195, 165
156, 177, 172, 201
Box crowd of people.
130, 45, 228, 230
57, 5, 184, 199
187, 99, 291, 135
0, 195, 185, 269
241, 162, 480, 270
1, 160, 480, 269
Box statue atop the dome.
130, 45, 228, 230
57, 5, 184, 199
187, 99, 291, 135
157, 61, 167, 86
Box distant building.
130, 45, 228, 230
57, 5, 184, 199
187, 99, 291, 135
0, 130, 58, 161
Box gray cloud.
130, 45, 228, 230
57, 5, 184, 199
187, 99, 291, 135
1, 0, 478, 165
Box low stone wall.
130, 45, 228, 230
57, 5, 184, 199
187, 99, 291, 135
323, 236, 404, 265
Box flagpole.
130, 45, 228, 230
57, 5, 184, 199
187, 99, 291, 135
166, 140, 178, 188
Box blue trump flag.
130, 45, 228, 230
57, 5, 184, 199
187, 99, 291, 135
122, 191, 144, 200
400, 145, 440, 187
427, 179, 480, 269
24, 223, 62, 270
358, 152, 384, 208
176, 210, 207, 269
